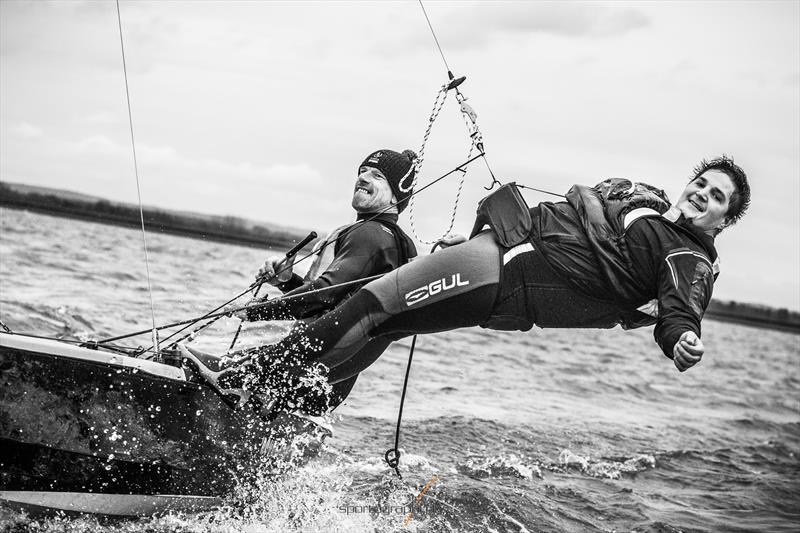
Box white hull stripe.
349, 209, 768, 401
0, 332, 186, 381
0, 491, 220, 517
503, 242, 535, 265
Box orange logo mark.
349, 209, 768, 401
402, 474, 439, 528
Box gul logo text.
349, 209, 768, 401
405, 274, 469, 306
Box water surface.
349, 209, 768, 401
1, 208, 798, 532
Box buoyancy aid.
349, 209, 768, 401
305, 217, 415, 282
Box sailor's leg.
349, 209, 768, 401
236, 231, 502, 409
314, 230, 502, 368
227, 287, 388, 410
297, 373, 361, 416
293, 338, 390, 415
327, 338, 392, 384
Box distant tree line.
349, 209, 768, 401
706, 299, 800, 333
0, 181, 312, 250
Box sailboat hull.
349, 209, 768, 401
0, 332, 326, 514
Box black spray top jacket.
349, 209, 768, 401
532, 179, 718, 358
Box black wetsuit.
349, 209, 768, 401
246, 212, 416, 321
237, 181, 718, 414
242, 212, 416, 412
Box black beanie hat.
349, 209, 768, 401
359, 149, 417, 212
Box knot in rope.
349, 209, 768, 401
384, 448, 402, 478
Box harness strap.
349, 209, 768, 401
376, 219, 414, 266
623, 207, 661, 230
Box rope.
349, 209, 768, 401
227, 231, 316, 352
407, 1, 499, 243
0, 319, 12, 333
226, 285, 259, 351
115, 0, 160, 356
384, 334, 418, 478
406, 82, 470, 244
383, 239, 443, 477
516, 184, 566, 199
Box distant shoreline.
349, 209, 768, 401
0, 181, 314, 251
1, 181, 798, 334
1, 202, 298, 250
704, 307, 800, 334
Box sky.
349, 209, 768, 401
1, 1, 798, 310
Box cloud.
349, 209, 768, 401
466, 3, 648, 37
73, 135, 122, 155
11, 122, 43, 139
82, 112, 119, 125
404, 2, 650, 53
2, 126, 328, 225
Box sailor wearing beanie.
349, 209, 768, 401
355, 149, 417, 213
235, 147, 418, 414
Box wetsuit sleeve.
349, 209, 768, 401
247, 224, 397, 321
242, 272, 303, 321
274, 274, 304, 293
653, 249, 715, 358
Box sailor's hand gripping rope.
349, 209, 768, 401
226, 231, 317, 351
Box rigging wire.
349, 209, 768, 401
417, 1, 559, 203
407, 0, 502, 244
115, 0, 160, 356
418, 0, 450, 74
418, 0, 500, 185
516, 184, 566, 199
101, 272, 386, 345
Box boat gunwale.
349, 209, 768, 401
0, 332, 187, 382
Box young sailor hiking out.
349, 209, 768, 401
210, 155, 751, 416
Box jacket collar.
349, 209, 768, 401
674, 214, 718, 263
356, 211, 399, 224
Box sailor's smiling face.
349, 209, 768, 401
675, 170, 735, 233
351, 167, 396, 213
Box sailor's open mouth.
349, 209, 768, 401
689, 198, 704, 212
